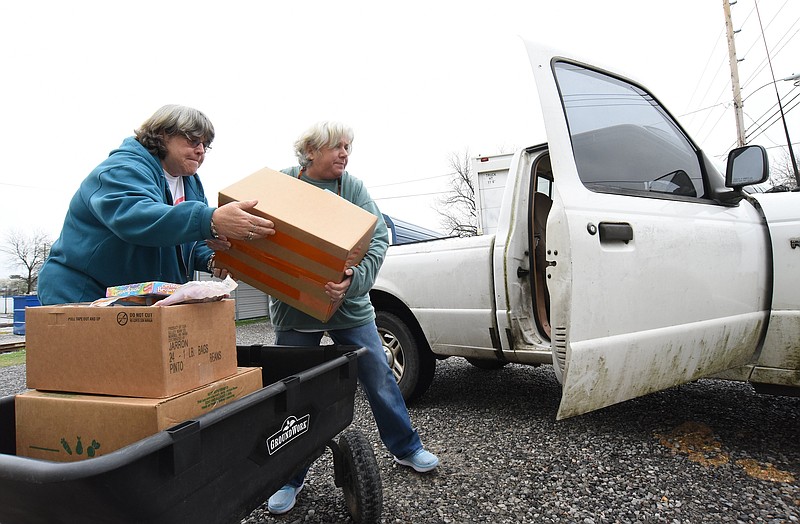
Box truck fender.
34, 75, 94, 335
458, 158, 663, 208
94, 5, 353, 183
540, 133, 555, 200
370, 291, 436, 403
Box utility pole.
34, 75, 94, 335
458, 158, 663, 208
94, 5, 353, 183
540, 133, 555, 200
723, 0, 746, 147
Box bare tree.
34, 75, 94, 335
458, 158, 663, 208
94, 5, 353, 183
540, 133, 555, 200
436, 150, 478, 237
1, 229, 52, 294
768, 148, 799, 190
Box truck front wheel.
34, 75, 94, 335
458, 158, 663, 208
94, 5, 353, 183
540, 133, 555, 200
376, 311, 435, 403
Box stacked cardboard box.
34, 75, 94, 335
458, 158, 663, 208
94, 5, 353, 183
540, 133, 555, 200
25, 300, 239, 397
215, 167, 378, 322
15, 368, 262, 462
16, 300, 262, 462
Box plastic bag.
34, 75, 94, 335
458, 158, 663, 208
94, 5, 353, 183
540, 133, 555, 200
155, 276, 238, 306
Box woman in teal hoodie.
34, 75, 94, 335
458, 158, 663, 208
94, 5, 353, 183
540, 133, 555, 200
38, 105, 275, 305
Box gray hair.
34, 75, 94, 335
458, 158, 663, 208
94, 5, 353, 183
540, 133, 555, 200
293, 121, 354, 167
135, 104, 215, 159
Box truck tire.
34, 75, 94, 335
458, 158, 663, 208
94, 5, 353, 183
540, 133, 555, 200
337, 429, 382, 524
375, 311, 436, 403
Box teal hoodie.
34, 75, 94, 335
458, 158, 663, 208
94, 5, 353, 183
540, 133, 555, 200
38, 137, 216, 305
268, 166, 390, 330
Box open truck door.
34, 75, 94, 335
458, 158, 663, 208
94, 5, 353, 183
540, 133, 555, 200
523, 40, 771, 419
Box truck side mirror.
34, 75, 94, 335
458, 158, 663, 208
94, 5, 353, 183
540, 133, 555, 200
725, 145, 769, 189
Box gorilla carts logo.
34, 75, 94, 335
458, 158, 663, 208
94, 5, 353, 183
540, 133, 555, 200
116, 312, 128, 326
267, 415, 310, 455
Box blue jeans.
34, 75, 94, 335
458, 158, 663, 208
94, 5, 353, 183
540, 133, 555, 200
277, 322, 422, 488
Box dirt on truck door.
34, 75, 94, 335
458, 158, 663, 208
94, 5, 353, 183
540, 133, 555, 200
525, 41, 770, 419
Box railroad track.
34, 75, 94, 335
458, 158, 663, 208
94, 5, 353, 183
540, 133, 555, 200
0, 341, 25, 354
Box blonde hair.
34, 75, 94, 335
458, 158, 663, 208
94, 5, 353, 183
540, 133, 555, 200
293, 121, 354, 167
135, 104, 215, 159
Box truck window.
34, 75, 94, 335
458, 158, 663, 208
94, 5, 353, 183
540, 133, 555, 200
553, 61, 705, 199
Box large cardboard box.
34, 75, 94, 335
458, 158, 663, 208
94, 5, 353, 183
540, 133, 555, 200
15, 367, 262, 462
26, 300, 237, 398
216, 167, 378, 322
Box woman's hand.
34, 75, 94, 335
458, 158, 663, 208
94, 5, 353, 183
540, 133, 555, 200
325, 268, 354, 301
210, 267, 233, 280
206, 236, 231, 251
212, 200, 276, 241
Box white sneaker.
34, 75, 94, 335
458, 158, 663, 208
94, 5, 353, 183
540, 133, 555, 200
267, 482, 304, 515
394, 448, 439, 473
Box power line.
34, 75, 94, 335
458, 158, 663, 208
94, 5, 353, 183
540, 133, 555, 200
0, 182, 42, 189
764, 141, 800, 149
693, 81, 735, 146
740, 0, 800, 91
368, 172, 453, 189
684, 0, 749, 147
746, 94, 800, 142
744, 89, 800, 139
695, 0, 800, 156
373, 189, 450, 202
684, 17, 728, 122
678, 102, 727, 119
702, 107, 736, 153
753, 0, 800, 180
738, 0, 779, 90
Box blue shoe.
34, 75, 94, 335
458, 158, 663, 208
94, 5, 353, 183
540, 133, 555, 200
394, 448, 439, 473
267, 482, 304, 515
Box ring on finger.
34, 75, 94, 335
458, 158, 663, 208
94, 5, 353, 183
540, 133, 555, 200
246, 230, 254, 241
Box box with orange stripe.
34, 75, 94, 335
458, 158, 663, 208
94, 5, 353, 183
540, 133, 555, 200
216, 167, 377, 322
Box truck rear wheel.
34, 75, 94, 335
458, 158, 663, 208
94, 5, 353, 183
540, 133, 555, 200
376, 311, 435, 403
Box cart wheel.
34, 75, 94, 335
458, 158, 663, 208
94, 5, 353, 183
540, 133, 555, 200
337, 429, 382, 524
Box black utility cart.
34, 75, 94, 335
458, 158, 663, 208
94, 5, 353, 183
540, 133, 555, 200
0, 345, 382, 524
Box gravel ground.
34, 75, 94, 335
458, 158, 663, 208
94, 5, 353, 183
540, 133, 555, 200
2, 320, 800, 523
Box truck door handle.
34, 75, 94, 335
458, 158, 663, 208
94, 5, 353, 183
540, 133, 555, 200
598, 222, 633, 244
517, 267, 530, 278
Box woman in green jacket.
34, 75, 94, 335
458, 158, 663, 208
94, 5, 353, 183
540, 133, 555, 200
267, 121, 439, 516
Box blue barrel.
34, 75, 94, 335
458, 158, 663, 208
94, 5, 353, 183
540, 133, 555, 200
13, 295, 40, 336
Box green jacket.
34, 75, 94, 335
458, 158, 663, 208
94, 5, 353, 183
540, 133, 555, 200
268, 166, 389, 330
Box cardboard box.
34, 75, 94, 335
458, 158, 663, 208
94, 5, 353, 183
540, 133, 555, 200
216, 167, 378, 321
25, 300, 238, 398
15, 367, 263, 462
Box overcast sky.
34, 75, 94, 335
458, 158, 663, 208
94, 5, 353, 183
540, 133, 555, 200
1, 0, 798, 255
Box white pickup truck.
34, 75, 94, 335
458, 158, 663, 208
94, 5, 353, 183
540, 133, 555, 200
370, 40, 800, 420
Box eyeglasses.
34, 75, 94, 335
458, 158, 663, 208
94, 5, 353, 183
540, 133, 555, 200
183, 134, 212, 151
